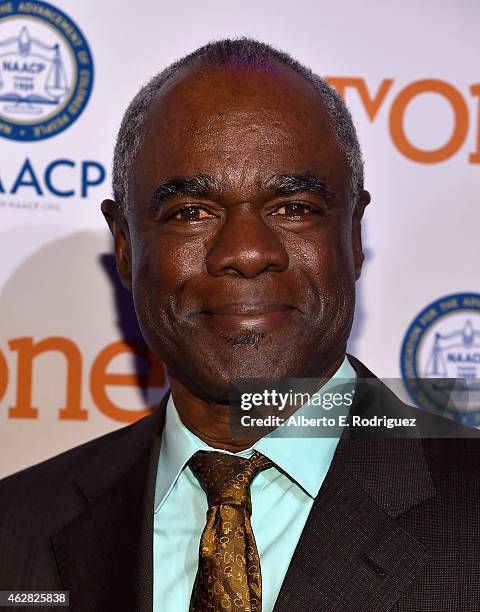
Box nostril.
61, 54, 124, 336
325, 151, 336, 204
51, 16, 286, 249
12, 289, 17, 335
361, 553, 387, 578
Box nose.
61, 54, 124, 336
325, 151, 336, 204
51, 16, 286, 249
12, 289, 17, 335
206, 204, 289, 278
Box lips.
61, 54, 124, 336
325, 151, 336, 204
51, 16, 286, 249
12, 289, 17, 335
200, 302, 297, 332
204, 302, 293, 316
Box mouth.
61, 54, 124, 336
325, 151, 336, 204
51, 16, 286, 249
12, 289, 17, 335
200, 302, 297, 331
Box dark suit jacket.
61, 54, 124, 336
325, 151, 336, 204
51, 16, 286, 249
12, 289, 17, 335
1, 355, 480, 612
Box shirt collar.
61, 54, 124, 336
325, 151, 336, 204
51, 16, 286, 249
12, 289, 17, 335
154, 355, 356, 511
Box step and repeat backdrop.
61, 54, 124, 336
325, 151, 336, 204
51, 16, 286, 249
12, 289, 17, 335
0, 0, 478, 477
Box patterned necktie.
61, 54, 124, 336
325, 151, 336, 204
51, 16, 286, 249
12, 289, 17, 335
188, 450, 273, 612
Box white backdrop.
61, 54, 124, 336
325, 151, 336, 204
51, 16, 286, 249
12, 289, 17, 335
0, 0, 478, 478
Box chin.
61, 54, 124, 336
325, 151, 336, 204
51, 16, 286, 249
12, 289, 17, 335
182, 342, 317, 403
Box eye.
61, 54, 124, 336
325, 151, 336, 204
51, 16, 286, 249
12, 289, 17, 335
270, 202, 319, 218
165, 204, 215, 222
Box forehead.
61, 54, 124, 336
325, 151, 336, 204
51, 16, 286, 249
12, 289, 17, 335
132, 62, 347, 197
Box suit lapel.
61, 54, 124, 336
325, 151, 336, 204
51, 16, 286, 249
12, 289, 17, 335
272, 443, 433, 612
51, 395, 169, 612
273, 357, 436, 612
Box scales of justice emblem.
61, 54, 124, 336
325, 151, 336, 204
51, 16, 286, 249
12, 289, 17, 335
401, 294, 480, 426
420, 318, 480, 423
426, 319, 480, 380
0, 24, 70, 120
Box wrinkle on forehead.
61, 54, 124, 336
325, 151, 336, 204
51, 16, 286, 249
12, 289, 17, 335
131, 63, 349, 206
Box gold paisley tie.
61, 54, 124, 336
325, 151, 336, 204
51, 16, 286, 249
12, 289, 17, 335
188, 450, 273, 612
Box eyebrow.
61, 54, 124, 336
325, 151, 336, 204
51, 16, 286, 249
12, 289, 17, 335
151, 174, 219, 204
150, 171, 335, 209
263, 173, 335, 202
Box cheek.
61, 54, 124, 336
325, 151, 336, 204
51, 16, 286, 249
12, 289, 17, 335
156, 242, 199, 283
130, 235, 204, 320
286, 224, 356, 341
291, 222, 355, 286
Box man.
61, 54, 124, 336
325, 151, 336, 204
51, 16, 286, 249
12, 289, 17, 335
0, 38, 479, 612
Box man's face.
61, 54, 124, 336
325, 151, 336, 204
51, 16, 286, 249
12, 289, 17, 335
107, 63, 368, 402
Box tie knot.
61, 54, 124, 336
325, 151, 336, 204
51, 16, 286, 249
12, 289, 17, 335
189, 450, 273, 514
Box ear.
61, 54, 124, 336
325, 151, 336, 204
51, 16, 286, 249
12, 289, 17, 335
101, 199, 132, 291
352, 190, 371, 281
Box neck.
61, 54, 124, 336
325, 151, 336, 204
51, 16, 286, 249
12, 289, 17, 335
168, 352, 346, 452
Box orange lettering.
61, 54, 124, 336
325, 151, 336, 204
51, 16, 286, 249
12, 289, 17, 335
0, 347, 7, 404
90, 340, 166, 423
326, 76, 393, 121
469, 84, 480, 163
8, 337, 87, 420
389, 79, 469, 163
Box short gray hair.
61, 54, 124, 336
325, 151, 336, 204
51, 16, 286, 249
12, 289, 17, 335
112, 38, 364, 214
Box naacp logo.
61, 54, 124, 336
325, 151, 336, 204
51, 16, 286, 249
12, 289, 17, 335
401, 293, 480, 427
0, 0, 93, 141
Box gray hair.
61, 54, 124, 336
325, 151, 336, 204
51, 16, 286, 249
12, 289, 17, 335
112, 38, 364, 214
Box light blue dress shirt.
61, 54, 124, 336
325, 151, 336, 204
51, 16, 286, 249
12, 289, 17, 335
153, 356, 356, 611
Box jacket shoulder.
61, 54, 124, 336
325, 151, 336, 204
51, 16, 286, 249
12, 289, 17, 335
0, 401, 166, 588
0, 403, 165, 503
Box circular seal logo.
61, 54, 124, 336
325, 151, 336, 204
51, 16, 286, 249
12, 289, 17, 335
401, 293, 480, 427
0, 0, 93, 141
